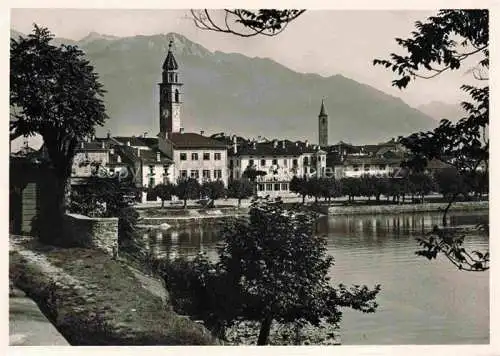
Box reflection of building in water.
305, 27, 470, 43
170, 230, 179, 243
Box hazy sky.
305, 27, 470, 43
11, 8, 481, 107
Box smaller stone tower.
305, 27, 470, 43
318, 99, 328, 147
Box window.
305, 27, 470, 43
203, 170, 210, 179
364, 165, 370, 171
191, 153, 199, 160
261, 159, 266, 167
281, 183, 289, 191
149, 165, 154, 175
272, 159, 278, 165
109, 168, 115, 174
379, 164, 387, 170
258, 183, 265, 191
203, 152, 210, 160
229, 159, 234, 168
214, 169, 222, 179
180, 170, 187, 178
175, 89, 179, 103
304, 157, 309, 166
266, 183, 273, 191
149, 178, 155, 188
237, 159, 240, 167
274, 183, 280, 191
353, 164, 359, 172
214, 153, 222, 160
180, 152, 187, 160
292, 159, 298, 167
190, 170, 199, 179
283, 159, 288, 167
163, 165, 169, 174
249, 159, 254, 166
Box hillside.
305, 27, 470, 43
11, 30, 438, 145
417, 101, 466, 123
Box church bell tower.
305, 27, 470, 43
159, 40, 183, 137
318, 99, 328, 147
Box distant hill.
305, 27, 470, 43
417, 101, 466, 123
11, 30, 438, 145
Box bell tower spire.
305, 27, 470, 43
318, 98, 328, 147
159, 39, 183, 137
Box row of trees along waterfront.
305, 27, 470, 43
149, 168, 488, 209
289, 169, 488, 204
150, 178, 254, 208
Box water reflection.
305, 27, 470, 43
137, 211, 489, 345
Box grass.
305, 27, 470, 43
9, 240, 217, 345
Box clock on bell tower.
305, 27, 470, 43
159, 40, 183, 137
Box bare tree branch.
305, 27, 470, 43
190, 9, 305, 38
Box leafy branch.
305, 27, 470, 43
191, 9, 305, 37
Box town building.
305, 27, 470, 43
324, 139, 410, 178
227, 135, 327, 198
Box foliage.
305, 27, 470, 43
161, 198, 380, 345
289, 176, 309, 203
201, 181, 226, 202
408, 172, 435, 202
68, 175, 139, 246
152, 183, 176, 208
175, 178, 201, 208
10, 25, 107, 243
340, 177, 361, 202
227, 179, 254, 207
433, 168, 467, 199
373, 9, 488, 196
416, 224, 489, 271
374, 9, 489, 270
242, 166, 267, 196
191, 10, 305, 37
242, 166, 267, 181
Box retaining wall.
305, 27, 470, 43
63, 213, 118, 255
316, 201, 489, 216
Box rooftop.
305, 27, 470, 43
169, 132, 227, 149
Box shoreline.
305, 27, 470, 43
137, 201, 489, 227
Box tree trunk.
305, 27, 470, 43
183, 198, 187, 209
238, 198, 241, 208
39, 172, 67, 245
161, 199, 165, 208
442, 192, 459, 227
257, 316, 273, 345
302, 194, 306, 204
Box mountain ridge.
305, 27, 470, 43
10, 29, 438, 145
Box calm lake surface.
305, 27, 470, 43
140, 211, 489, 345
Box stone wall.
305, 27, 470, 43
316, 201, 489, 216
63, 213, 118, 255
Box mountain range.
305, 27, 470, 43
11, 29, 441, 145
417, 101, 466, 122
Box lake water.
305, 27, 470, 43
139, 211, 489, 345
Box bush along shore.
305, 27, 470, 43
124, 251, 342, 345
9, 239, 217, 345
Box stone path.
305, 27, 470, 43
9, 286, 69, 346
9, 239, 90, 346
